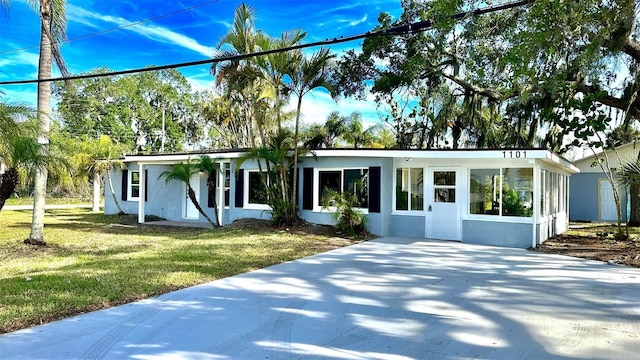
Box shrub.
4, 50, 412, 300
321, 185, 368, 236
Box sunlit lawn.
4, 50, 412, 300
4, 197, 92, 206
0, 209, 348, 334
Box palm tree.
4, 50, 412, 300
235, 129, 301, 225
211, 3, 266, 147
254, 30, 306, 131
88, 135, 128, 215
0, 99, 39, 211
342, 112, 375, 148
159, 160, 216, 228
2, 0, 71, 245
286, 47, 336, 213
196, 155, 221, 227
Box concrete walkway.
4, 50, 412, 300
1, 238, 639, 359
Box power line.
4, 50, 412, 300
0, 0, 535, 86
0, 0, 220, 56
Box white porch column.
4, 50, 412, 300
532, 163, 540, 248
218, 164, 224, 226
138, 163, 145, 224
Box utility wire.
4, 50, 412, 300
0, 0, 535, 86
0, 0, 220, 56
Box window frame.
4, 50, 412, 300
224, 163, 231, 208
127, 170, 141, 201
313, 167, 370, 213
393, 167, 424, 214
243, 170, 270, 210
468, 167, 534, 219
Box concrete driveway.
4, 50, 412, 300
1, 237, 639, 359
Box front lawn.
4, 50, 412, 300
0, 209, 352, 334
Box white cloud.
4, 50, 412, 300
0, 51, 39, 71
66, 4, 214, 57
348, 14, 368, 26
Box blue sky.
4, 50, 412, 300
0, 0, 404, 127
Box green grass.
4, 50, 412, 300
4, 197, 93, 206
0, 209, 348, 334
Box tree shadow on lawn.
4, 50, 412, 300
0, 232, 326, 334
36, 210, 224, 240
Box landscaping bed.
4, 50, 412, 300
534, 224, 640, 268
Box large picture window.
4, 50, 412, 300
395, 168, 424, 211
318, 168, 369, 208
470, 168, 532, 217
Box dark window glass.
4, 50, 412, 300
224, 167, 230, 207
318, 171, 341, 206
344, 169, 368, 208
130, 171, 140, 199
248, 172, 268, 205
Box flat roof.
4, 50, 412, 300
123, 148, 578, 173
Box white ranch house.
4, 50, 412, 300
104, 148, 578, 248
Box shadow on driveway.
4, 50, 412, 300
1, 237, 639, 359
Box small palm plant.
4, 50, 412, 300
321, 180, 368, 237
159, 159, 217, 228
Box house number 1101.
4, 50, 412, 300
503, 150, 526, 158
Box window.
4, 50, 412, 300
396, 168, 423, 211
248, 171, 268, 205
318, 168, 369, 208
470, 169, 501, 215
129, 171, 140, 200
502, 168, 533, 217
470, 168, 532, 217
434, 171, 456, 203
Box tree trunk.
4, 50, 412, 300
187, 185, 215, 228
0, 168, 19, 212
27, 2, 53, 246
628, 182, 640, 226
92, 170, 101, 212
207, 174, 220, 227
107, 169, 125, 215
290, 96, 303, 221
628, 151, 640, 226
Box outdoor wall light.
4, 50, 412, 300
404, 157, 412, 162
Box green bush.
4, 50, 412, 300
321, 185, 368, 236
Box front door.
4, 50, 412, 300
184, 173, 200, 219
426, 168, 460, 240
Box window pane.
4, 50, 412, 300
470, 169, 501, 215
501, 168, 533, 217
410, 168, 424, 210
435, 188, 455, 203
344, 169, 368, 208
545, 170, 552, 216
434, 171, 455, 186
319, 171, 341, 206
130, 171, 140, 199
396, 168, 409, 210
224, 168, 230, 207
248, 172, 268, 204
